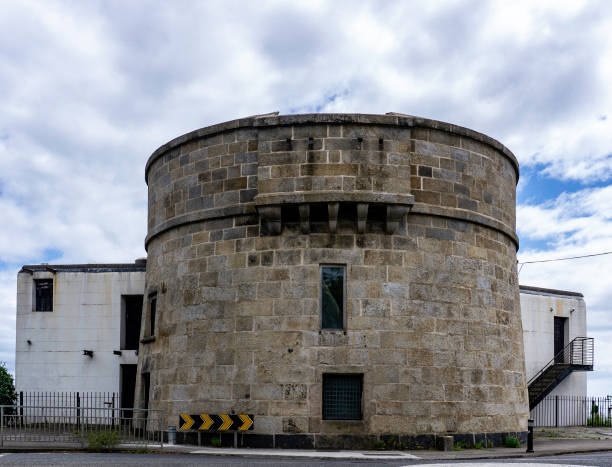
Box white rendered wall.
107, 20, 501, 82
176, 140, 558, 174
520, 289, 587, 397
15, 270, 145, 394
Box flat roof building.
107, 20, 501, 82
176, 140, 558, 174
15, 261, 146, 410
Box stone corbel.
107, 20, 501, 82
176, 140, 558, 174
258, 205, 282, 235
328, 202, 339, 234
386, 205, 409, 234
299, 204, 310, 234
356, 203, 368, 234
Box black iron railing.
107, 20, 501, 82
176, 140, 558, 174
527, 337, 594, 387
531, 395, 612, 427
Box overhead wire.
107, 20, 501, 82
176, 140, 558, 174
517, 250, 612, 274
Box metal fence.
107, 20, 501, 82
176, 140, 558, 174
531, 395, 612, 427
19, 391, 119, 408
0, 405, 163, 448
17, 391, 120, 422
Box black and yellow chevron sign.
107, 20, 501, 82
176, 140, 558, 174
179, 413, 254, 431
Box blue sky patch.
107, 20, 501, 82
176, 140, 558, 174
518, 163, 609, 206
41, 248, 63, 263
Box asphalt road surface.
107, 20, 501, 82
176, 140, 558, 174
2, 452, 612, 466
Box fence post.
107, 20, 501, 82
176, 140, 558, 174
526, 418, 534, 453
160, 410, 164, 449
555, 396, 559, 428
19, 391, 23, 426
111, 393, 115, 429
76, 392, 81, 430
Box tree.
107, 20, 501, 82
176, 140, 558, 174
0, 362, 16, 408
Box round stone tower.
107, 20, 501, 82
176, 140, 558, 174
136, 113, 529, 449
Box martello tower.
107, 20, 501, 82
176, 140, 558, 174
135, 113, 529, 448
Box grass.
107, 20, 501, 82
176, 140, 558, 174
210, 436, 221, 447
587, 415, 612, 427
453, 439, 492, 450
374, 436, 406, 450
86, 430, 121, 452
504, 436, 521, 448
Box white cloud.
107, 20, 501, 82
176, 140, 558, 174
518, 186, 612, 395
0, 0, 611, 399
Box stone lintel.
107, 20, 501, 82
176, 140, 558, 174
254, 191, 414, 207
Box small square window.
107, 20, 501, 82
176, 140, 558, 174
321, 265, 345, 329
34, 279, 53, 312
323, 374, 362, 420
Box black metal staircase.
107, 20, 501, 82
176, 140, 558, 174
528, 337, 594, 410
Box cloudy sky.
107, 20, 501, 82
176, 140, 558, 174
1, 0, 611, 394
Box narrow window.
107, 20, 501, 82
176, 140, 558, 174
34, 279, 53, 312
149, 293, 157, 337
121, 295, 143, 350
321, 266, 345, 329
323, 374, 363, 420
142, 372, 150, 411
120, 364, 137, 420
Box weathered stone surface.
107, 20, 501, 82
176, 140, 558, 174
137, 113, 528, 442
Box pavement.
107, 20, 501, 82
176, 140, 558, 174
155, 436, 612, 461
3, 427, 612, 461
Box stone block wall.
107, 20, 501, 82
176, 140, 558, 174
136, 113, 528, 448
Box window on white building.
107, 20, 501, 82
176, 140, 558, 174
33, 279, 53, 312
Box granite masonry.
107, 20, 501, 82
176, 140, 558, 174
135, 113, 530, 449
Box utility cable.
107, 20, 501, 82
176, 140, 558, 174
517, 250, 612, 274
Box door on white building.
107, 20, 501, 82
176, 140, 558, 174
554, 316, 568, 363
120, 364, 137, 420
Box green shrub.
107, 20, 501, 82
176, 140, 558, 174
454, 440, 491, 450
587, 415, 612, 427
86, 430, 121, 451
374, 439, 387, 450
374, 436, 404, 450
504, 436, 520, 448
210, 436, 221, 447
0, 362, 16, 415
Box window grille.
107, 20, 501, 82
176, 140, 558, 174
34, 279, 53, 312
322, 374, 362, 420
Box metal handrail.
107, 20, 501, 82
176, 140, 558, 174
527, 337, 593, 387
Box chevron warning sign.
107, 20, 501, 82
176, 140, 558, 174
179, 413, 254, 431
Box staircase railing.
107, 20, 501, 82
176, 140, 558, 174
527, 337, 594, 387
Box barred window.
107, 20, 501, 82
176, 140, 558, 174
321, 265, 345, 329
34, 279, 53, 312
322, 374, 362, 420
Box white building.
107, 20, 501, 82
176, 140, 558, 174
15, 264, 591, 416
15, 261, 146, 409
520, 285, 588, 397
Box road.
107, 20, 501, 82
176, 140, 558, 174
1, 451, 612, 466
